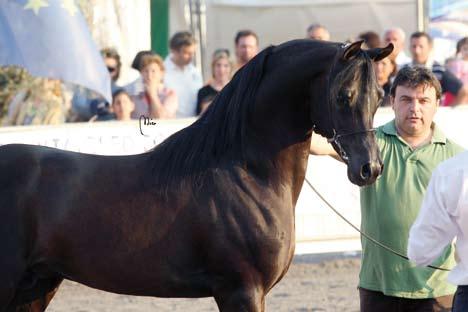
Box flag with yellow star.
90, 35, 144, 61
0, 0, 111, 102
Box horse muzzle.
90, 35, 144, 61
349, 160, 383, 186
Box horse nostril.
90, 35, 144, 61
360, 163, 372, 180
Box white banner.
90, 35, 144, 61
1, 107, 467, 254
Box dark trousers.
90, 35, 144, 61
453, 285, 468, 312
359, 287, 453, 312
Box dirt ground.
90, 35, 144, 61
47, 253, 361, 312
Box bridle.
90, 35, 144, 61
326, 128, 376, 162
319, 44, 377, 163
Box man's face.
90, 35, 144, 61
391, 84, 439, 138
384, 30, 404, 57
235, 35, 258, 65
410, 36, 432, 65
308, 28, 330, 41
172, 44, 196, 67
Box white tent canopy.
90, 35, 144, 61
169, 0, 420, 79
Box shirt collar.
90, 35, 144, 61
381, 119, 447, 144
412, 56, 435, 69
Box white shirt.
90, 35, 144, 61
395, 51, 412, 67
124, 76, 144, 97
163, 56, 202, 118
408, 151, 468, 286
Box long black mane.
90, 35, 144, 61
149, 46, 274, 190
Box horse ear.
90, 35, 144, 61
367, 43, 394, 62
342, 40, 364, 60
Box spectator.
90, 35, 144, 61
196, 49, 233, 115
3, 78, 71, 126
373, 56, 397, 106
112, 89, 134, 121
101, 47, 122, 94
234, 30, 259, 72
446, 37, 468, 86
125, 50, 155, 97
70, 47, 123, 121
408, 150, 468, 312
310, 66, 464, 311
164, 31, 202, 118
408, 31, 468, 106
132, 54, 177, 119
383, 27, 411, 67
306, 24, 330, 41
358, 31, 381, 49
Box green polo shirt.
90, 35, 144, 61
359, 119, 464, 298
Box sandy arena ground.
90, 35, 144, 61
47, 253, 361, 312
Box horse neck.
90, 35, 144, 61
244, 45, 338, 195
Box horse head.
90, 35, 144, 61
311, 41, 393, 186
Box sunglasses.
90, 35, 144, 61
107, 66, 117, 73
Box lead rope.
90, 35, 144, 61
303, 177, 450, 271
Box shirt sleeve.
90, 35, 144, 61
407, 168, 460, 266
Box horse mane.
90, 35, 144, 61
148, 46, 274, 192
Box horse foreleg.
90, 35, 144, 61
29, 284, 61, 312
214, 287, 265, 312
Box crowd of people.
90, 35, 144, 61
0, 24, 467, 127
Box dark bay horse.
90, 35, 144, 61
0, 39, 392, 312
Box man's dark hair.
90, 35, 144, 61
410, 31, 433, 46
390, 66, 442, 100
169, 31, 196, 51
358, 31, 381, 49
234, 30, 259, 46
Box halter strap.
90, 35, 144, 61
326, 128, 377, 162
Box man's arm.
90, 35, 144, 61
309, 132, 343, 162
407, 169, 460, 266
454, 85, 468, 106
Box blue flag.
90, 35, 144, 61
0, 0, 111, 102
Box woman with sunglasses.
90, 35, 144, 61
101, 48, 122, 94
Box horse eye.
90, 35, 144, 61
337, 90, 352, 104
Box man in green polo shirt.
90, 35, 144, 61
310, 65, 464, 311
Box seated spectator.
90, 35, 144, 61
446, 37, 468, 86
234, 30, 259, 72
383, 27, 411, 67
164, 31, 202, 118
358, 31, 381, 49
373, 57, 397, 107
132, 54, 177, 119
3, 78, 71, 126
306, 24, 330, 41
112, 89, 134, 121
125, 50, 155, 96
197, 49, 233, 115
407, 31, 468, 106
